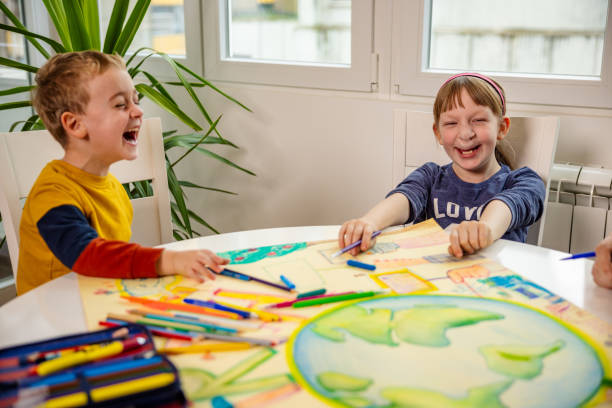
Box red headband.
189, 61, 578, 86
442, 72, 506, 115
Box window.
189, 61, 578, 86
203, 0, 375, 91
393, 0, 612, 108
99, 0, 202, 77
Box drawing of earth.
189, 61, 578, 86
288, 295, 606, 408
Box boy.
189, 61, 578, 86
16, 51, 228, 295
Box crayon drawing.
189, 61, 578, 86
77, 219, 612, 407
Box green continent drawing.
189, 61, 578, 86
311, 304, 503, 347
381, 380, 513, 408
289, 295, 605, 408
217, 242, 307, 264
479, 340, 565, 379
392, 304, 504, 347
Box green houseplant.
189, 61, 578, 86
0, 0, 253, 248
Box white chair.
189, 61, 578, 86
392, 110, 560, 246
0, 117, 173, 281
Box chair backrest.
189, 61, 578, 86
392, 110, 560, 246
0, 117, 173, 279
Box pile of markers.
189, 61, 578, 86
0, 324, 185, 407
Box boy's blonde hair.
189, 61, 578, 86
433, 75, 513, 168
32, 51, 126, 146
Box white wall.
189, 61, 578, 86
143, 81, 612, 237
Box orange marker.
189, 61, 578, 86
120, 296, 243, 320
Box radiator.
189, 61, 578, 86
541, 163, 612, 253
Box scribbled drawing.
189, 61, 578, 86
447, 264, 491, 283
424, 253, 485, 263
289, 295, 608, 408
372, 258, 428, 270
364, 242, 400, 255
319, 248, 352, 265
396, 230, 449, 249
478, 275, 560, 301
179, 348, 294, 401
370, 269, 437, 294
114, 275, 196, 299
217, 243, 307, 264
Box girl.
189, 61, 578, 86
339, 73, 545, 258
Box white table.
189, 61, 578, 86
1, 226, 609, 349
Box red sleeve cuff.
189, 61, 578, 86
73, 237, 162, 279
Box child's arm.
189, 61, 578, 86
592, 234, 612, 289
37, 204, 228, 282
338, 193, 409, 256
447, 200, 511, 258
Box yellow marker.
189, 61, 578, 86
36, 336, 146, 376
43, 373, 176, 407
159, 342, 252, 354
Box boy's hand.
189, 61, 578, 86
157, 249, 229, 283
338, 218, 378, 256
448, 221, 493, 258
592, 235, 612, 289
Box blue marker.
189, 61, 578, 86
280, 275, 296, 290
183, 298, 250, 319
560, 251, 595, 261
347, 259, 376, 271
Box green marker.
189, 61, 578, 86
292, 291, 381, 308
296, 288, 326, 299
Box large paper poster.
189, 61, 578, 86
77, 220, 612, 407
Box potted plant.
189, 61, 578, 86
0, 0, 253, 250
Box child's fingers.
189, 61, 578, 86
361, 225, 373, 251
338, 223, 349, 248
448, 228, 463, 258
457, 226, 474, 254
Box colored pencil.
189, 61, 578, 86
183, 298, 251, 318
133, 306, 261, 330
332, 230, 382, 258
214, 300, 282, 322
159, 342, 252, 355
292, 291, 381, 308
98, 320, 193, 341
267, 291, 355, 308
108, 313, 221, 335
126, 309, 238, 333
120, 295, 243, 320
220, 268, 293, 292
214, 288, 292, 303
560, 251, 596, 261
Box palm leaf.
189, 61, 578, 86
0, 23, 65, 54
176, 61, 252, 112
178, 180, 237, 195
135, 84, 202, 131
62, 0, 91, 50
170, 116, 220, 168
113, 0, 151, 56
0, 2, 52, 58
103, 0, 129, 53
0, 85, 35, 97
186, 209, 219, 235
42, 0, 72, 50
140, 70, 176, 105
0, 56, 39, 73
82, 0, 100, 50
0, 101, 32, 110
184, 146, 257, 176
164, 133, 238, 149
167, 164, 192, 236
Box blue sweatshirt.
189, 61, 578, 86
387, 162, 545, 242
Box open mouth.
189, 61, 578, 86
456, 144, 481, 157
122, 128, 139, 145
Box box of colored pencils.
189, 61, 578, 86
0, 324, 186, 407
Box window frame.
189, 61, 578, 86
391, 0, 612, 109
202, 0, 375, 92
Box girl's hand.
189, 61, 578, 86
592, 235, 612, 289
338, 218, 378, 256
157, 249, 229, 283
448, 221, 493, 258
